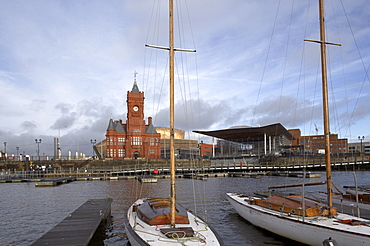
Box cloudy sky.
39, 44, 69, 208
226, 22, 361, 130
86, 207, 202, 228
0, 0, 369, 157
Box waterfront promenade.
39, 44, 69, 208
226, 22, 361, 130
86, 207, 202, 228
1, 157, 369, 181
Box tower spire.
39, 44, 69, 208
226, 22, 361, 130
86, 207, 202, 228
134, 70, 138, 83
131, 71, 140, 93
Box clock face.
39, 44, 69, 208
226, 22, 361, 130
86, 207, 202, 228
133, 106, 139, 111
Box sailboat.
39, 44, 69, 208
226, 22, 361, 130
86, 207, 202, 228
226, 1, 370, 245
124, 1, 224, 245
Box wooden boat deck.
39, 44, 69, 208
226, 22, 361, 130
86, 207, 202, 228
252, 195, 337, 217
136, 197, 189, 225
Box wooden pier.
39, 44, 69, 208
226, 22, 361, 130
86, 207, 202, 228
32, 198, 112, 246
269, 171, 322, 178
35, 177, 76, 187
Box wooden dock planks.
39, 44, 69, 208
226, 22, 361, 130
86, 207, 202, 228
35, 177, 76, 187
32, 198, 112, 246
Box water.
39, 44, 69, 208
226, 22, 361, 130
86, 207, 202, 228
0, 171, 368, 246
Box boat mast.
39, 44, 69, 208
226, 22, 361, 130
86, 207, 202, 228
169, 0, 176, 226
306, 0, 340, 211
145, 0, 195, 226
318, 0, 333, 210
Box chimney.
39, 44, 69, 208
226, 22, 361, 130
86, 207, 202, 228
148, 117, 152, 125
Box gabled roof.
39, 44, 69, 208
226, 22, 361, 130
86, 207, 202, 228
146, 123, 158, 134
131, 81, 140, 93
107, 119, 116, 131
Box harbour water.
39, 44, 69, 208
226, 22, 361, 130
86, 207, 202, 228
1, 170, 369, 246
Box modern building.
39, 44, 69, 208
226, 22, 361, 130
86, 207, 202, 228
194, 123, 294, 157
105, 81, 161, 159
288, 129, 348, 154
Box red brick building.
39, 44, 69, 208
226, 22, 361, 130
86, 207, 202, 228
288, 129, 348, 154
105, 81, 161, 159
199, 142, 216, 157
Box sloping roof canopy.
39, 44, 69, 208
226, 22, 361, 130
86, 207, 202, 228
193, 123, 294, 143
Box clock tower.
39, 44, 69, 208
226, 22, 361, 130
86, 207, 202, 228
126, 81, 146, 134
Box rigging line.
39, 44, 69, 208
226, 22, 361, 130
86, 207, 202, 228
276, 0, 295, 124
251, 0, 281, 126
181, 0, 206, 218
175, 47, 191, 139
143, 0, 158, 91
153, 1, 164, 113
323, 1, 340, 135
183, 0, 197, 50
145, 45, 161, 121
145, 0, 168, 123
157, 58, 169, 123
174, 57, 190, 133
295, 0, 311, 140
175, 1, 196, 140
329, 0, 350, 138
338, 0, 369, 138
309, 56, 321, 136
339, 0, 370, 84
152, 57, 169, 127
326, 0, 347, 138
327, 49, 341, 136
182, 0, 201, 141
150, 47, 160, 118
180, 0, 198, 135
145, 0, 158, 45
344, 63, 370, 138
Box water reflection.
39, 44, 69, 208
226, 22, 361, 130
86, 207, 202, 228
0, 171, 368, 246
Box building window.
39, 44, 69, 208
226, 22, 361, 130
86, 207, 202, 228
119, 149, 125, 157
131, 137, 142, 145
150, 138, 154, 146
108, 148, 115, 158
118, 137, 125, 145
150, 149, 155, 154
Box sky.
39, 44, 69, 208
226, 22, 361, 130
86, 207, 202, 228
0, 0, 369, 158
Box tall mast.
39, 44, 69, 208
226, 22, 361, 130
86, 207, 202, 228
169, 0, 176, 226
318, 0, 333, 209
306, 0, 340, 213
146, 0, 196, 227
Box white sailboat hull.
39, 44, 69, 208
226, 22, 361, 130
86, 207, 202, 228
226, 193, 370, 246
125, 198, 223, 246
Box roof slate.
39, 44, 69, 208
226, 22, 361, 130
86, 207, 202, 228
106, 119, 116, 131
146, 123, 157, 134
131, 81, 140, 93
115, 123, 126, 133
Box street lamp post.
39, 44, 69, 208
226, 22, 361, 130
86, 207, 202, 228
358, 136, 365, 155
16, 147, 19, 161
35, 139, 42, 161
3, 142, 6, 158
90, 139, 96, 158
